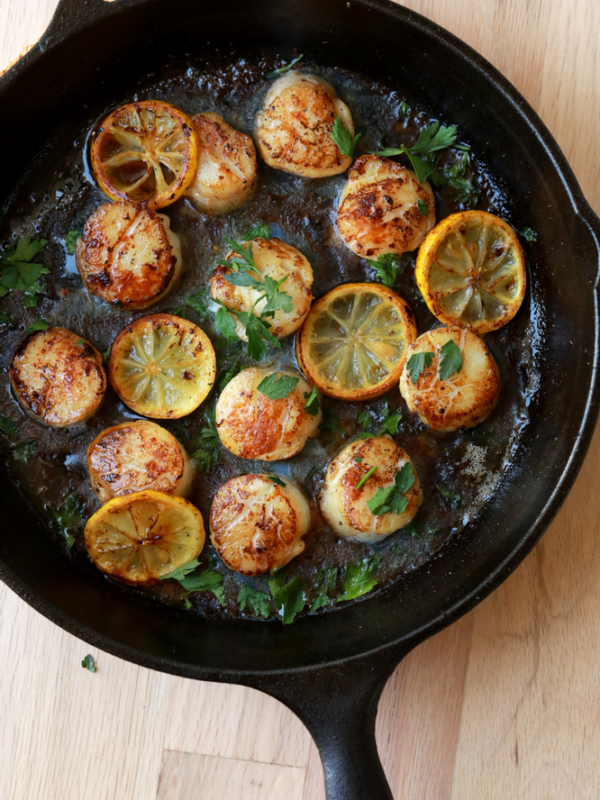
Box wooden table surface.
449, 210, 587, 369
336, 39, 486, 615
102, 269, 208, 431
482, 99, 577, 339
1, 1, 600, 798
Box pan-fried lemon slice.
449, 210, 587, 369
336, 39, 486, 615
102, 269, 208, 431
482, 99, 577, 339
85, 490, 205, 584
91, 100, 199, 209
415, 210, 526, 333
109, 314, 216, 419
296, 283, 416, 400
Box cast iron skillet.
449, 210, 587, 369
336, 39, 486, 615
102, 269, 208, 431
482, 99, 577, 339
1, 1, 600, 797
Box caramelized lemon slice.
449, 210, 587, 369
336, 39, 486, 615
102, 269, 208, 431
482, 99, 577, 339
296, 283, 416, 400
415, 210, 526, 333
109, 314, 216, 419
85, 490, 205, 584
91, 100, 198, 209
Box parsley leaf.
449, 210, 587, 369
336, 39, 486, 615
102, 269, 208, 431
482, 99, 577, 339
238, 584, 273, 617
411, 123, 458, 156
261, 275, 294, 315
268, 475, 287, 487
406, 351, 434, 385
183, 288, 211, 319
218, 359, 240, 392
373, 122, 459, 186
437, 483, 462, 508
417, 198, 428, 217
0, 237, 49, 301
51, 492, 85, 552
0, 309, 12, 324
257, 372, 299, 400
191, 411, 221, 475
367, 462, 415, 516
365, 253, 401, 287
241, 311, 280, 361
214, 305, 239, 341
265, 53, 304, 79
268, 573, 307, 624
64, 229, 81, 256
12, 441, 36, 461
356, 465, 377, 490
81, 654, 96, 673
398, 101, 411, 121
337, 556, 380, 603
0, 416, 18, 436
519, 226, 538, 243
303, 386, 320, 415
377, 411, 403, 436
310, 566, 338, 612
242, 221, 272, 241
25, 318, 50, 335
439, 340, 463, 380
330, 116, 361, 158
162, 560, 225, 605
357, 409, 371, 431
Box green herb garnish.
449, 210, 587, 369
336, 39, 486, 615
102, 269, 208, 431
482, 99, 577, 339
319, 408, 345, 438
242, 221, 272, 241
267, 475, 286, 487
439, 339, 463, 380
182, 288, 211, 319
310, 566, 338, 612
398, 101, 411, 121
406, 351, 434, 385
0, 237, 49, 304
373, 122, 460, 185
436, 483, 462, 507
25, 317, 50, 335
519, 226, 538, 243
238, 584, 273, 617
0, 310, 12, 324
257, 372, 299, 400
337, 556, 380, 603
191, 411, 221, 475
367, 462, 415, 516
365, 253, 401, 287
268, 573, 307, 624
81, 654, 96, 673
417, 198, 428, 216
264, 54, 304, 79
356, 465, 377, 491
330, 116, 361, 158
51, 492, 85, 552
0, 416, 18, 436
161, 558, 225, 605
354, 456, 362, 463
303, 386, 320, 415
64, 229, 81, 256
12, 441, 36, 461
218, 359, 241, 392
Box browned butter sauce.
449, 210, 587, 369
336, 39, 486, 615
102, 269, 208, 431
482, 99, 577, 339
0, 52, 543, 620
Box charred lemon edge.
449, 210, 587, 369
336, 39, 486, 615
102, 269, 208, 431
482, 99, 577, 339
91, 99, 199, 210
415, 210, 527, 334
296, 282, 417, 401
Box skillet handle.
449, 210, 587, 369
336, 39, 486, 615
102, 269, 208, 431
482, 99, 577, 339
246, 649, 407, 800
41, 0, 149, 44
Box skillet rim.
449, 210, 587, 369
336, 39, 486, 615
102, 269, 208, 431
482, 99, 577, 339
0, 0, 599, 681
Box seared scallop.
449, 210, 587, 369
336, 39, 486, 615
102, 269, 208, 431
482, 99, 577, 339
10, 328, 106, 427
256, 72, 355, 178
399, 326, 501, 431
210, 237, 314, 341
336, 155, 435, 258
75, 201, 181, 309
216, 367, 321, 461
87, 420, 194, 503
320, 436, 422, 542
184, 113, 257, 214
210, 474, 310, 576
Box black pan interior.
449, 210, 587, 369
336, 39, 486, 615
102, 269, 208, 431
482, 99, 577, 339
0, 0, 598, 677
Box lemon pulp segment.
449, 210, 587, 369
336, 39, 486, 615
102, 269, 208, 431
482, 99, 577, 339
416, 211, 526, 333
85, 490, 205, 584
91, 101, 198, 209
109, 314, 216, 419
297, 284, 415, 400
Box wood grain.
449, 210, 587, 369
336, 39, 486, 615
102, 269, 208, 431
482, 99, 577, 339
1, 1, 599, 798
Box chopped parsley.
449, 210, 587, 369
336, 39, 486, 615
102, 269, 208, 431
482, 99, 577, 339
238, 584, 273, 618
257, 372, 299, 400
367, 462, 415, 516
0, 237, 49, 306
417, 198, 428, 217
64, 229, 81, 256
439, 339, 463, 380
355, 402, 402, 438
25, 317, 50, 335
398, 101, 411, 121
330, 116, 361, 158
268, 572, 307, 624
0, 416, 18, 436
191, 411, 221, 475
303, 386, 320, 415
242, 221, 272, 241
519, 226, 538, 243
373, 122, 465, 186
0, 310, 12, 324
264, 53, 304, 79
160, 558, 225, 605
81, 654, 96, 673
356, 465, 377, 491
267, 475, 286, 487
182, 288, 211, 319
218, 358, 241, 392
353, 456, 362, 463
406, 351, 434, 385
310, 566, 338, 612
12, 441, 36, 462
365, 253, 401, 287
51, 492, 85, 551
337, 556, 380, 603
436, 483, 462, 508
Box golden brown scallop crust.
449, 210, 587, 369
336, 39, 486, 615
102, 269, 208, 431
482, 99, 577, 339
210, 474, 310, 576
10, 327, 106, 427
87, 420, 193, 503
320, 436, 422, 541
336, 155, 435, 258
75, 201, 179, 309
185, 113, 257, 214
399, 327, 501, 431
210, 237, 314, 340
215, 367, 321, 461
255, 73, 355, 178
